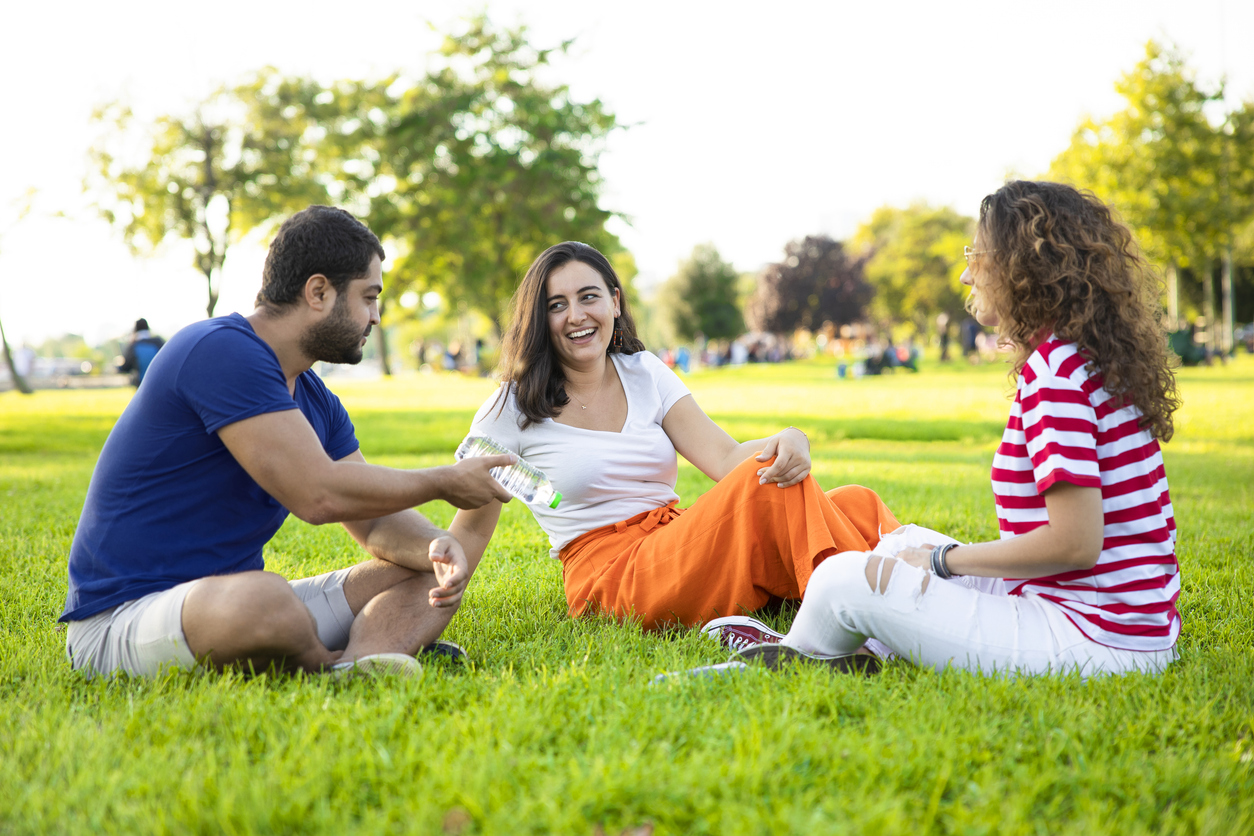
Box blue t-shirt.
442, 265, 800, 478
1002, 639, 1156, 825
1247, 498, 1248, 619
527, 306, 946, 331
61, 313, 359, 622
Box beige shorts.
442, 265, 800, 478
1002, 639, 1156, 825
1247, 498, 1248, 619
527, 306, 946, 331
65, 567, 356, 678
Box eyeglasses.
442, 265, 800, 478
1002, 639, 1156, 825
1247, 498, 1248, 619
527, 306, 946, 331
963, 246, 995, 264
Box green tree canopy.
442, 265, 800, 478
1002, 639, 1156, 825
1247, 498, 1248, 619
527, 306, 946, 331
89, 16, 626, 370
383, 17, 623, 335
86, 80, 327, 317
1047, 41, 1229, 272
234, 17, 625, 371
660, 244, 744, 341
1047, 40, 1254, 342
851, 204, 972, 332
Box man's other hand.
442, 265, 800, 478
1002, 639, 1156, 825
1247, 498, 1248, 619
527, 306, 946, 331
427, 534, 470, 608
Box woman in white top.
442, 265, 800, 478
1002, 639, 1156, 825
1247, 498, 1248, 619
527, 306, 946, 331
448, 242, 901, 638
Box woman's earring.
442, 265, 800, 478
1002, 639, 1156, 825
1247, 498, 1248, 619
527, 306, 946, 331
610, 317, 625, 352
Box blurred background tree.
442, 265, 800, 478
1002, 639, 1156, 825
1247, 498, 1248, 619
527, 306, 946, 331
230, 17, 623, 373
86, 84, 327, 318
746, 235, 871, 334
73, 30, 1254, 372
1049, 40, 1254, 352
660, 244, 744, 342
852, 204, 972, 336
383, 17, 622, 338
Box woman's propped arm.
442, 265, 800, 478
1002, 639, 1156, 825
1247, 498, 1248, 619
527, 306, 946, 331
449, 501, 506, 575
661, 394, 811, 487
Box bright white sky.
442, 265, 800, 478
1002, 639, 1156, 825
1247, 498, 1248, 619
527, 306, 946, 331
1, 0, 1251, 346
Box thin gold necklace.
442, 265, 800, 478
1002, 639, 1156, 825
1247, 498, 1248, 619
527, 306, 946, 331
567, 367, 607, 410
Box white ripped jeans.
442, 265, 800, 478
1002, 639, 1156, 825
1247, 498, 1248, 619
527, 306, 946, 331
784, 525, 1177, 678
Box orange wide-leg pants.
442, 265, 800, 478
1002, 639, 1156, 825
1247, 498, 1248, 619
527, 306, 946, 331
558, 456, 901, 631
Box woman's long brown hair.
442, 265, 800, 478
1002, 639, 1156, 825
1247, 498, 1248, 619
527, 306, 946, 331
496, 242, 645, 429
977, 180, 1180, 441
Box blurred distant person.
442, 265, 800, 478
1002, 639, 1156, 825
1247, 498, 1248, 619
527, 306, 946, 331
14, 344, 35, 379
960, 316, 981, 362
61, 206, 514, 680
118, 318, 165, 387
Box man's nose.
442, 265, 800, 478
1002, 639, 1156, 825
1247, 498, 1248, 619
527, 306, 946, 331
959, 267, 973, 287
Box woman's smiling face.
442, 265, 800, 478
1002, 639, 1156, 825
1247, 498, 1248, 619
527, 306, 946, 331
545, 260, 621, 369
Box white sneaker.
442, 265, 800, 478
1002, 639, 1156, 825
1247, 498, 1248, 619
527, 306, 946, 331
331, 652, 422, 679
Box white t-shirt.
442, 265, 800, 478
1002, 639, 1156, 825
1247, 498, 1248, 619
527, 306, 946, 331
468, 350, 692, 559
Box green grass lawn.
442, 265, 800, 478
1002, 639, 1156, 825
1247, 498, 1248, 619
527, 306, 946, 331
1, 356, 1251, 834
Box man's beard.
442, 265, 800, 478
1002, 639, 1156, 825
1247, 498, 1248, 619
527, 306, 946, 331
300, 296, 370, 365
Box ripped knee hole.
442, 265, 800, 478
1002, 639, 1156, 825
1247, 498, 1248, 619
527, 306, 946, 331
864, 556, 930, 595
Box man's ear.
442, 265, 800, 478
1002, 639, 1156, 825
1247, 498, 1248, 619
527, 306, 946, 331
303, 274, 335, 312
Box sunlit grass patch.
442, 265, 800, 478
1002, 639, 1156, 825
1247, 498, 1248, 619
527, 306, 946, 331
1, 356, 1252, 833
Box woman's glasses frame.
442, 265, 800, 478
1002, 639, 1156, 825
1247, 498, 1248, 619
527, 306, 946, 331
963, 246, 995, 265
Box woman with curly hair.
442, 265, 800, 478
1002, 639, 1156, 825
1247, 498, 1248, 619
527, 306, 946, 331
726, 180, 1182, 676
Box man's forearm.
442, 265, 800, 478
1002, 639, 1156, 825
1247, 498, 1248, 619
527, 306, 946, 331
299, 460, 452, 524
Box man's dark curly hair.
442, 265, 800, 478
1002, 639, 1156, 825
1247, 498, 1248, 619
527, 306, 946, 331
256, 206, 385, 309
977, 180, 1180, 441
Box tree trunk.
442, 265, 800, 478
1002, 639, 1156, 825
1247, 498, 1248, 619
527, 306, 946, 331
1202, 260, 1217, 355
1221, 247, 1234, 356
0, 313, 33, 395
376, 297, 392, 376
205, 267, 218, 319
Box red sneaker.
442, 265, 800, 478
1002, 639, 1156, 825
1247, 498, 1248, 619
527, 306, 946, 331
701, 616, 786, 652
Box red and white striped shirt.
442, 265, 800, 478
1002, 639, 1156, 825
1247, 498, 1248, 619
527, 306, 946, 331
992, 337, 1179, 651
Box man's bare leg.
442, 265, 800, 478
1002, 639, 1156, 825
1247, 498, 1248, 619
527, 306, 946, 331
181, 561, 458, 673
182, 571, 337, 673
337, 559, 457, 661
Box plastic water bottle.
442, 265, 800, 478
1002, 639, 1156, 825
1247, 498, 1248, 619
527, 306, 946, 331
454, 435, 562, 509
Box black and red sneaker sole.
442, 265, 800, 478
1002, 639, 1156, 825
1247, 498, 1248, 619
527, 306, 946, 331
736, 643, 882, 675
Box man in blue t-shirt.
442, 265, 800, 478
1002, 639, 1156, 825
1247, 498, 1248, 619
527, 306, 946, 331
62, 206, 515, 678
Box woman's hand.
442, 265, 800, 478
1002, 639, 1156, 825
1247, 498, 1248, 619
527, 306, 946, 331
755, 427, 811, 488
427, 534, 470, 608
894, 545, 934, 569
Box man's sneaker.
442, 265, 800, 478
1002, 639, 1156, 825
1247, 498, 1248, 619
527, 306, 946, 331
735, 643, 882, 675
701, 616, 786, 652
650, 661, 752, 684
331, 652, 422, 679
422, 640, 468, 665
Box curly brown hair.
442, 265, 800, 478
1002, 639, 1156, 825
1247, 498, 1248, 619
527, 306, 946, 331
976, 180, 1180, 441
